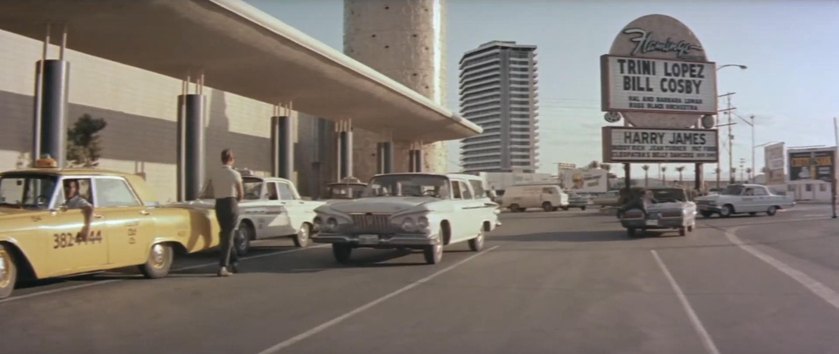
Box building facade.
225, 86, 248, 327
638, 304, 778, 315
344, 0, 448, 180
459, 41, 539, 173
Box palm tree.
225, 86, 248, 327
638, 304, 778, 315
588, 160, 599, 169
715, 167, 721, 189
731, 167, 737, 183
642, 165, 649, 187
746, 167, 753, 183
676, 166, 685, 186
661, 166, 667, 184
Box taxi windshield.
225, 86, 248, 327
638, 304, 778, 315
363, 175, 450, 198
0, 175, 58, 209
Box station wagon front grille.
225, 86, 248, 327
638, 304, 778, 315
350, 214, 392, 234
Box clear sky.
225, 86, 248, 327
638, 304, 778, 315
246, 0, 839, 180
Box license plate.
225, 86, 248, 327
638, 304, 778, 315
358, 234, 379, 245
645, 219, 659, 226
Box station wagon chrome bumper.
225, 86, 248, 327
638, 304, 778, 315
312, 233, 439, 247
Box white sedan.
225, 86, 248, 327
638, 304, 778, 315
312, 173, 500, 265
234, 175, 325, 254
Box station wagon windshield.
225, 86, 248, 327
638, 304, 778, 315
0, 174, 58, 209
364, 175, 450, 198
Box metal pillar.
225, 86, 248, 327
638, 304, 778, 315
409, 148, 423, 172
623, 163, 631, 191
33, 25, 70, 166
694, 163, 704, 194
177, 94, 205, 201
337, 120, 353, 180
377, 142, 393, 174
271, 115, 293, 179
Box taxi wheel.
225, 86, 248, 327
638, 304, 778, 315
679, 227, 687, 236
627, 228, 637, 238
139, 243, 173, 279
700, 211, 713, 218
293, 223, 311, 248
332, 244, 352, 264
581, 206, 587, 211
235, 225, 253, 256
767, 206, 778, 216
468, 226, 486, 252
542, 202, 553, 212
0, 246, 18, 299
509, 204, 521, 212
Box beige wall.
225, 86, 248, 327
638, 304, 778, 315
0, 30, 328, 202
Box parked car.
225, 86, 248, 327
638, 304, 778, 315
567, 192, 592, 210
196, 171, 324, 255
619, 187, 697, 238
694, 183, 795, 218
312, 173, 500, 265
324, 177, 367, 201
500, 184, 569, 212
0, 158, 220, 299
592, 190, 621, 207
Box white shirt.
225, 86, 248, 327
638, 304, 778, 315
211, 165, 242, 199
65, 195, 92, 209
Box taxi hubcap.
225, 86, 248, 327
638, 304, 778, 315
0, 251, 9, 287
299, 226, 308, 240
151, 244, 166, 268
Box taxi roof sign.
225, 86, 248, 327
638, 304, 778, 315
34, 156, 58, 168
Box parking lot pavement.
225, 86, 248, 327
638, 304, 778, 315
3, 205, 839, 354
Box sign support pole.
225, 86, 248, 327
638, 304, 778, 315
833, 117, 837, 219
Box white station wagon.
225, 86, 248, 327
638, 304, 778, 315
312, 173, 501, 265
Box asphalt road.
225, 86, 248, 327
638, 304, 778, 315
2, 204, 838, 354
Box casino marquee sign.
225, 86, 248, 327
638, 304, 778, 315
602, 127, 719, 163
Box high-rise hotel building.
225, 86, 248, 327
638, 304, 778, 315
459, 41, 539, 173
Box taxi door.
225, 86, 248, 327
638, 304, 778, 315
93, 177, 155, 267
44, 178, 109, 277
275, 181, 301, 236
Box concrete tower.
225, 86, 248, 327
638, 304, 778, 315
344, 0, 448, 180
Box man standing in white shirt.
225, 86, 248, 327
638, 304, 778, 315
211, 149, 244, 277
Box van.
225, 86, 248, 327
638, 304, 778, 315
500, 184, 569, 212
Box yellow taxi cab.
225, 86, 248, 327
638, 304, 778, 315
0, 158, 220, 299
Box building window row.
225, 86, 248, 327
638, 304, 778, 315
461, 53, 500, 67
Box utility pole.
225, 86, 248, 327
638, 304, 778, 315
727, 95, 734, 184
833, 117, 837, 219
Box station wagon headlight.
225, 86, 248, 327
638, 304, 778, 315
401, 218, 416, 232
417, 216, 429, 231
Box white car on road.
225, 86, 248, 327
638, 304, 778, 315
695, 184, 795, 218
312, 173, 501, 265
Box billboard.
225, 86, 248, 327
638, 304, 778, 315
602, 127, 718, 163
601, 55, 717, 115
559, 168, 608, 194
764, 143, 785, 185
789, 148, 836, 182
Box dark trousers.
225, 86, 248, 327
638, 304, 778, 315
215, 197, 239, 267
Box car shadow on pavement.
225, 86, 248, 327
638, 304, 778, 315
490, 230, 684, 242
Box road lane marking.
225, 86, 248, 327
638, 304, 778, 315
726, 227, 839, 311
0, 245, 327, 304
651, 250, 720, 354
258, 246, 501, 354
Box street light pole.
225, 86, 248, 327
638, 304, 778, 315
716, 64, 747, 185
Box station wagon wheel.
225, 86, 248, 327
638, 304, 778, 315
424, 234, 444, 264
542, 202, 553, 212
235, 224, 254, 256
0, 246, 18, 299
293, 223, 311, 248
626, 228, 637, 238
766, 206, 778, 216
139, 243, 173, 279
719, 204, 733, 218
469, 225, 485, 252
700, 211, 713, 218
332, 244, 352, 264
509, 204, 521, 212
